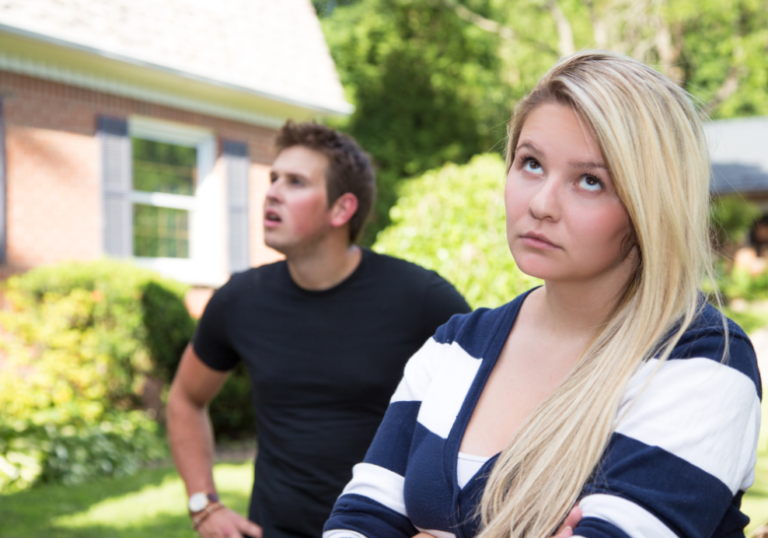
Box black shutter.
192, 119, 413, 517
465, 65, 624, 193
98, 116, 132, 258
224, 140, 250, 273
0, 97, 6, 264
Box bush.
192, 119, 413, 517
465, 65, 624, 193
3, 260, 195, 387
0, 411, 166, 493
374, 154, 539, 308
209, 363, 256, 441
710, 195, 762, 249
0, 260, 194, 491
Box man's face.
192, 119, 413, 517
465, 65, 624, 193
264, 146, 333, 255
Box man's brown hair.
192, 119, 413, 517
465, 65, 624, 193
275, 121, 376, 243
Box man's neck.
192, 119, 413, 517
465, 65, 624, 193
286, 240, 363, 291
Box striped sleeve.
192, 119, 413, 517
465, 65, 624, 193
574, 330, 761, 538
323, 337, 442, 538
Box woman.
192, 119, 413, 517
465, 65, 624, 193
323, 51, 761, 538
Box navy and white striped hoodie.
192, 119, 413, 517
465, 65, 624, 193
324, 291, 762, 538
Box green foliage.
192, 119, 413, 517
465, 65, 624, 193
208, 363, 256, 441
709, 195, 762, 247
0, 411, 166, 493
724, 305, 768, 335
374, 154, 538, 308
713, 264, 768, 302
321, 0, 509, 243
2, 260, 195, 386
319, 0, 768, 247
680, 0, 768, 118
0, 260, 194, 491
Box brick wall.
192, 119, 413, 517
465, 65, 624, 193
0, 70, 283, 273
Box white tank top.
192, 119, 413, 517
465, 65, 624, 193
457, 452, 490, 488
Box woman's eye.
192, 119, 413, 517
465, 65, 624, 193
578, 175, 603, 192
523, 158, 543, 174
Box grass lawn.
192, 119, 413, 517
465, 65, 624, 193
4, 451, 768, 537
743, 392, 768, 536
0, 462, 253, 538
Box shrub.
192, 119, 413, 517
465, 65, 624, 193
0, 410, 166, 493
209, 363, 256, 441
374, 154, 539, 308
0, 260, 194, 491
710, 195, 762, 249
3, 260, 195, 386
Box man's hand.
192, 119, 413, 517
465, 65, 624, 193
195, 506, 263, 538
411, 505, 582, 538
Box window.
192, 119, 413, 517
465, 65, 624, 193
125, 117, 223, 286
131, 138, 196, 258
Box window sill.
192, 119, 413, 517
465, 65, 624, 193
132, 257, 228, 287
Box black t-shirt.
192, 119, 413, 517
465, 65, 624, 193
193, 248, 471, 538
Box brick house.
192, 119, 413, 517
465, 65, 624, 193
0, 0, 351, 301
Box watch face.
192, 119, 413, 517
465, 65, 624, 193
189, 492, 209, 512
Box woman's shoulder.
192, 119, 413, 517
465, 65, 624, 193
667, 301, 760, 396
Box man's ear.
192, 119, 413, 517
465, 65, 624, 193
329, 193, 359, 229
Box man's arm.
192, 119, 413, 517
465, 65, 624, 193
167, 344, 263, 538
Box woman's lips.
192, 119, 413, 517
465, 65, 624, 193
519, 233, 560, 250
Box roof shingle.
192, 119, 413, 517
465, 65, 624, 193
0, 0, 351, 114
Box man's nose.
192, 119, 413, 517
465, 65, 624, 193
266, 178, 282, 201
528, 177, 561, 221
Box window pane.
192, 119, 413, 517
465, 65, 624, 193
133, 204, 189, 258
132, 138, 196, 196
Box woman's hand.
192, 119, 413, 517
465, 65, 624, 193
552, 505, 583, 538
411, 505, 582, 538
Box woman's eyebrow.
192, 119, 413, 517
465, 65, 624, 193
569, 160, 608, 170
517, 141, 607, 170
516, 141, 539, 154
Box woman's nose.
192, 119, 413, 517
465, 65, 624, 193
528, 178, 561, 221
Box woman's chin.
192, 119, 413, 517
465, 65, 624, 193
513, 256, 564, 282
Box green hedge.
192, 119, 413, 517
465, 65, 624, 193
374, 154, 538, 308
710, 195, 762, 249
0, 260, 195, 491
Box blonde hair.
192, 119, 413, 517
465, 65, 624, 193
478, 50, 719, 538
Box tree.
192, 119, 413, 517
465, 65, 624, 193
319, 0, 509, 244
446, 0, 768, 118
317, 0, 768, 244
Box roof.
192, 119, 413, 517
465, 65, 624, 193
0, 0, 352, 119
705, 117, 768, 195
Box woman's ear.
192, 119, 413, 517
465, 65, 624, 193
329, 193, 359, 229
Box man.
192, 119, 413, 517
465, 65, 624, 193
167, 121, 471, 538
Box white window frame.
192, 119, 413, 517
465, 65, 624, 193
128, 116, 227, 287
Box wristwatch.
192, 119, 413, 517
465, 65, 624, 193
188, 492, 220, 514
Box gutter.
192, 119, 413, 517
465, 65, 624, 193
0, 21, 354, 117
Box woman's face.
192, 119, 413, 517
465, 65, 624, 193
505, 103, 635, 285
